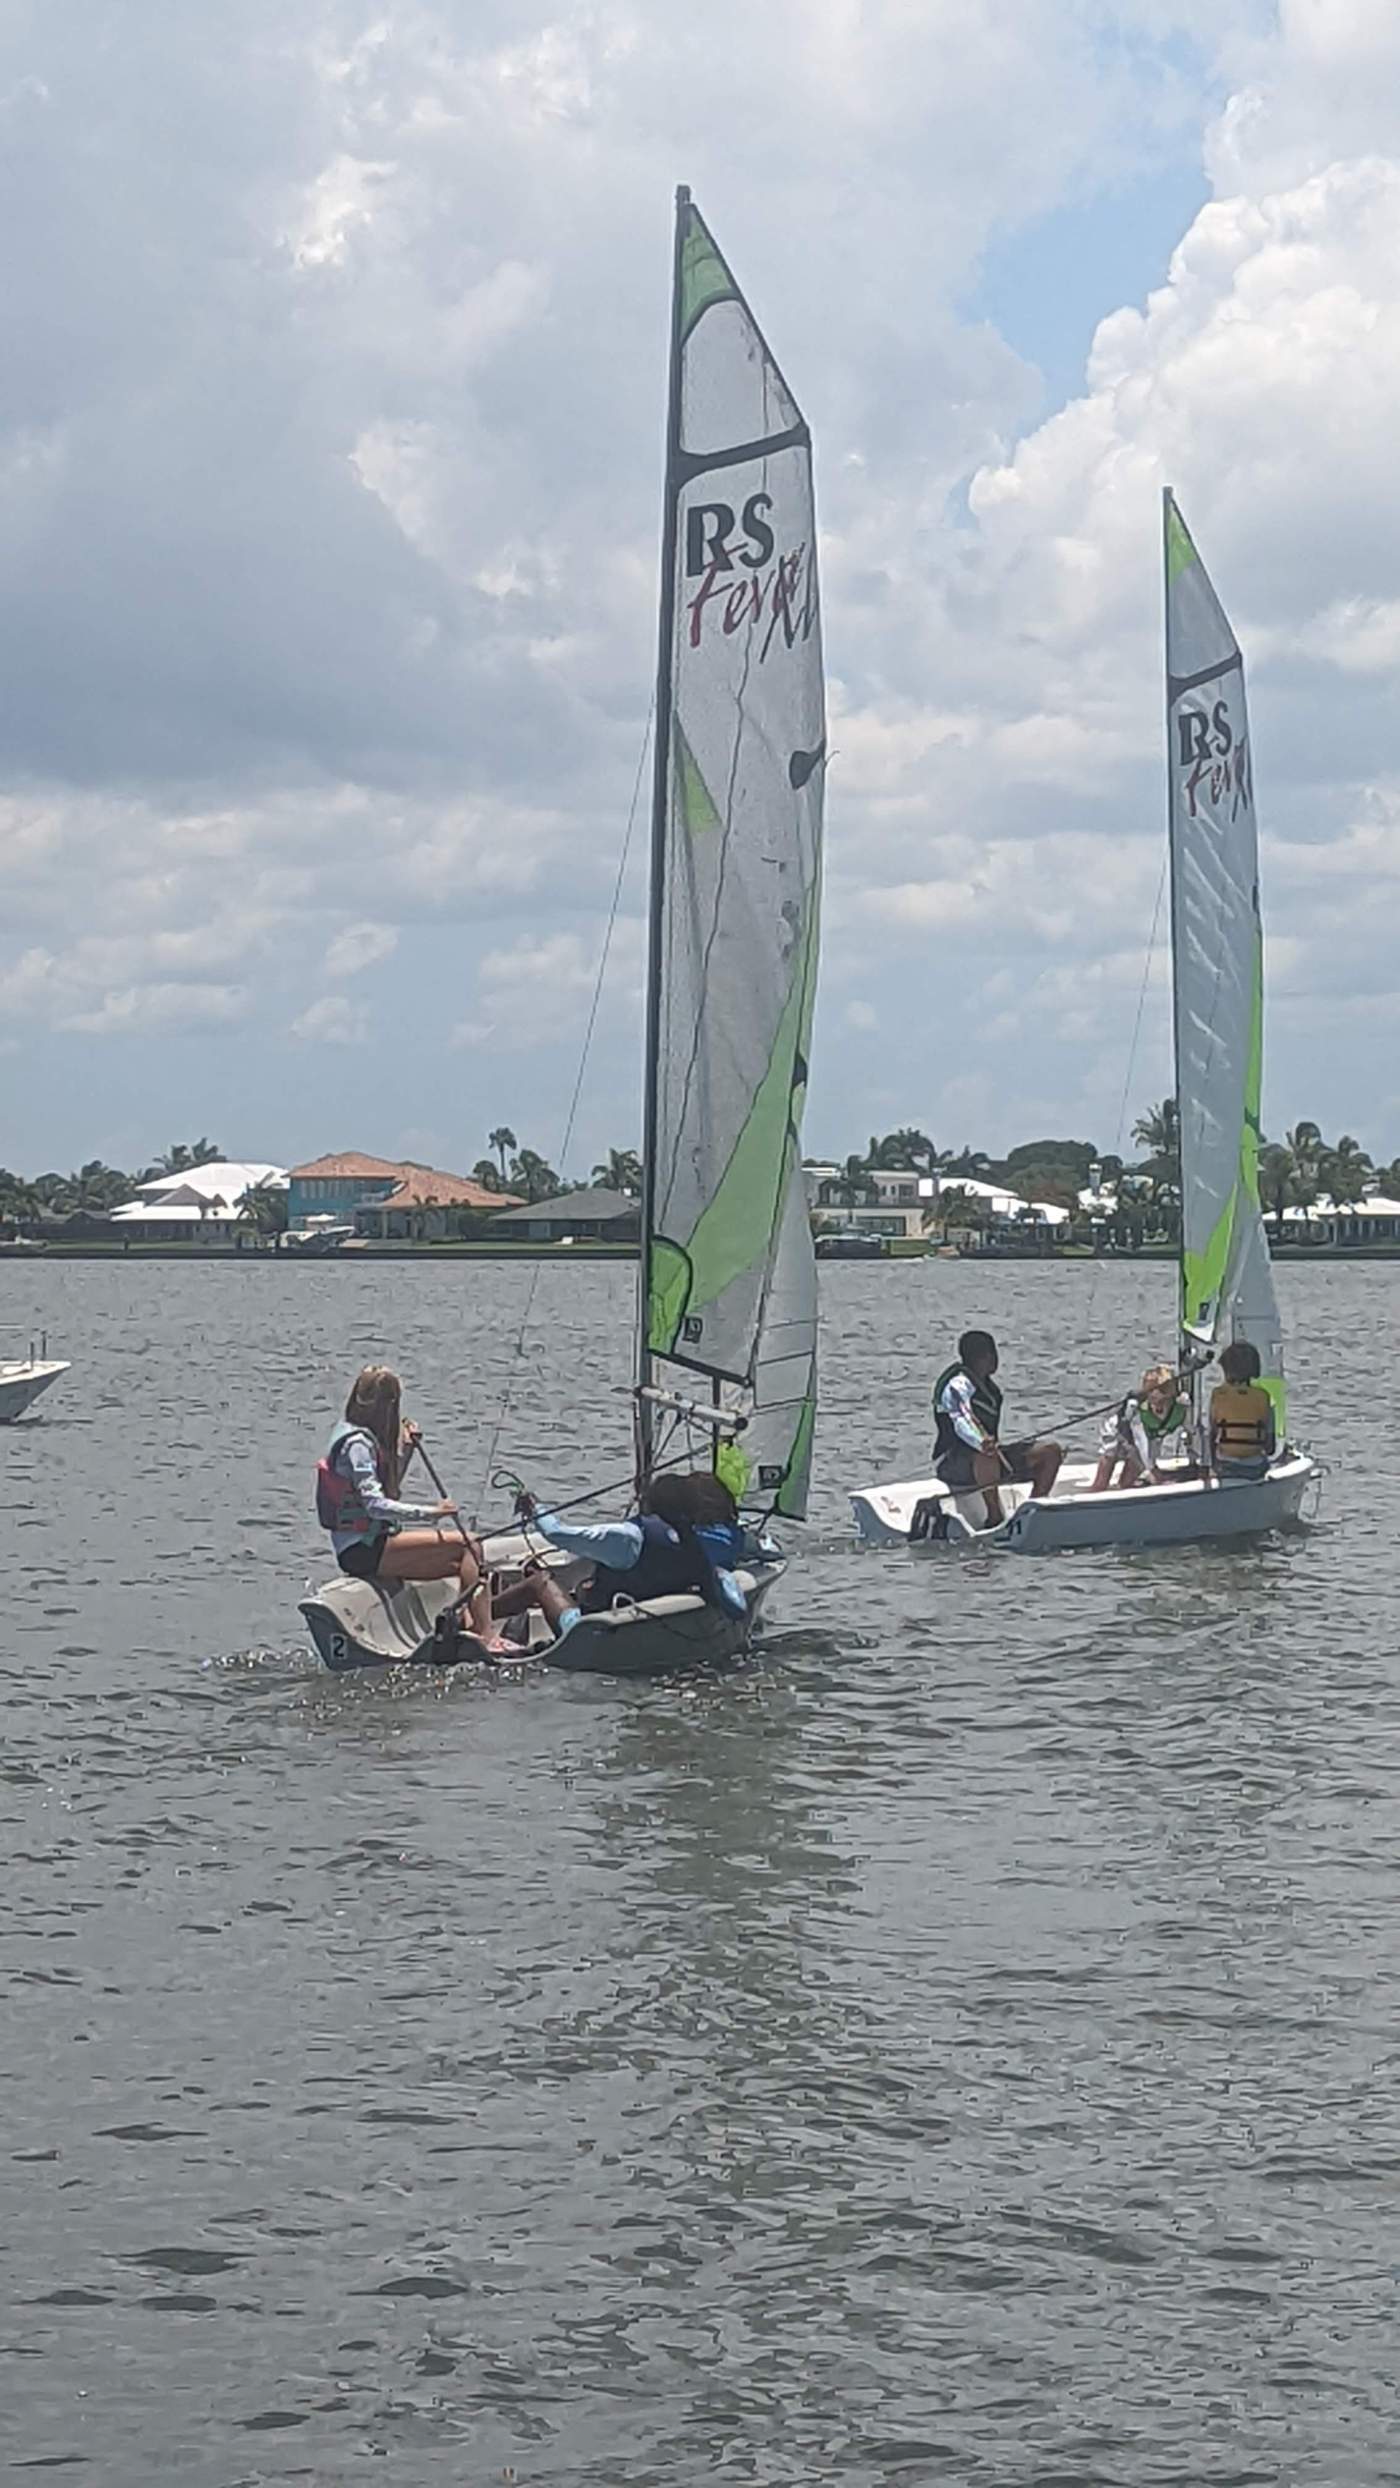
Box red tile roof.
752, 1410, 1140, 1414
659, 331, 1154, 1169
287, 1152, 521, 1211
383, 1171, 520, 1210
287, 1152, 409, 1179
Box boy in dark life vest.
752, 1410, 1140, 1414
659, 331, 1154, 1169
316, 1364, 510, 1655
1091, 1362, 1188, 1491
498, 1472, 751, 1641
1210, 1340, 1277, 1481
933, 1328, 1062, 1527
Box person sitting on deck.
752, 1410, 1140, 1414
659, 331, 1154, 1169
497, 1472, 750, 1641
1091, 1363, 1188, 1492
1209, 1341, 1277, 1482
932, 1330, 1062, 1528
316, 1365, 509, 1655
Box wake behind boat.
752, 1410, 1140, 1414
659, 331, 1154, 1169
302, 188, 826, 1676
852, 489, 1316, 1555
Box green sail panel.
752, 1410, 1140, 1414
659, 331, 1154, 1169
673, 722, 721, 835
644, 194, 823, 1511
678, 212, 737, 340
1165, 489, 1284, 1421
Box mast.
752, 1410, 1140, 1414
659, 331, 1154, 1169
1161, 484, 1196, 1437
635, 185, 690, 1487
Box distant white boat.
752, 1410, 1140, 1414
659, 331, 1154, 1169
852, 490, 1317, 1555
0, 1332, 69, 1424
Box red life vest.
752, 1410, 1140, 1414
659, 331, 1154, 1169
315, 1422, 382, 1539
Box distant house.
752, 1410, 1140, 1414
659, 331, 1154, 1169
490, 1186, 640, 1244
109, 1161, 287, 1242
354, 1167, 519, 1241
287, 1153, 415, 1228
806, 1163, 1068, 1242
286, 1153, 517, 1239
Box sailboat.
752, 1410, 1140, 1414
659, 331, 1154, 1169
302, 188, 825, 1670
850, 489, 1315, 1553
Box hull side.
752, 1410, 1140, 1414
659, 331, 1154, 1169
300, 1559, 783, 1678
851, 1458, 1315, 1554
0, 1361, 69, 1424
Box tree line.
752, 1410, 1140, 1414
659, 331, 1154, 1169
813, 1110, 1400, 1245
0, 1132, 648, 1230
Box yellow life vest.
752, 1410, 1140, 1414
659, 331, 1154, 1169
1211, 1381, 1273, 1459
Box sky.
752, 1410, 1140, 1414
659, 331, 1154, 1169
4, 0, 1400, 1181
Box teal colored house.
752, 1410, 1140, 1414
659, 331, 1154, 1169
285, 1153, 403, 1229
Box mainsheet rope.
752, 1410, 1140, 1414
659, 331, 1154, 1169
474, 706, 654, 1515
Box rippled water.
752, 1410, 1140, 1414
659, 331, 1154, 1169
4, 1255, 1397, 2484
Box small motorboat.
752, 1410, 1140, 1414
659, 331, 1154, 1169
300, 1524, 786, 1676
0, 1333, 70, 1424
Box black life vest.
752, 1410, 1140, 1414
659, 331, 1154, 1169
933, 1362, 1002, 1463
587, 1513, 742, 1612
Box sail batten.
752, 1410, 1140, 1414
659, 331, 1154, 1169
1164, 488, 1284, 1422
639, 190, 823, 1516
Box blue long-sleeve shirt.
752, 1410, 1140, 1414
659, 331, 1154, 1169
530, 1508, 751, 1617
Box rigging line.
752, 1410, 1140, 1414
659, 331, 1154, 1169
1077, 848, 1169, 1367
476, 705, 654, 1510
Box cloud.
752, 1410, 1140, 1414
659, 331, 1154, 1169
324, 920, 398, 978
0, 937, 251, 1034
291, 993, 368, 1043
4, 0, 1400, 1165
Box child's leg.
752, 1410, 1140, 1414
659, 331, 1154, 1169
455, 1545, 511, 1653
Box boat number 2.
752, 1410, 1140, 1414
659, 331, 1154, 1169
329, 1633, 348, 1666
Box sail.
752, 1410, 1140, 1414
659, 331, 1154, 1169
1164, 489, 1284, 1421
640, 190, 824, 1502
721, 1151, 818, 1519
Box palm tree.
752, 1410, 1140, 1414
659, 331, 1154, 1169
591, 1147, 643, 1196
825, 1153, 878, 1209
922, 1185, 985, 1245
489, 1127, 517, 1183
871, 1127, 941, 1172
1286, 1121, 1324, 1222
509, 1148, 561, 1204
1257, 1140, 1297, 1236
155, 1137, 222, 1174
471, 1159, 505, 1194
1320, 1133, 1372, 1208
946, 1145, 992, 1179
1131, 1097, 1178, 1164
236, 1180, 288, 1244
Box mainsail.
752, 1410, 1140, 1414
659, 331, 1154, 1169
638, 190, 824, 1515
1164, 489, 1284, 1423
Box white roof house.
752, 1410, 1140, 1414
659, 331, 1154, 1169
927, 1174, 1070, 1226
111, 1163, 287, 1225
806, 1163, 1069, 1230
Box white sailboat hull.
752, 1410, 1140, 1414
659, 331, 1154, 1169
851, 1453, 1315, 1554
300, 1527, 786, 1677
0, 1360, 69, 1423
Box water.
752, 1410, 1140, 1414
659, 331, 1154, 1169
4, 1256, 1397, 2485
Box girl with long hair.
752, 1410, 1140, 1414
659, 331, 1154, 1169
316, 1365, 507, 1652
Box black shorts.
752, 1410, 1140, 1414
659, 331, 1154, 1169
937, 1437, 1040, 1492
337, 1530, 390, 1580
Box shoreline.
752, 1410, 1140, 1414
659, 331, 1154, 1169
10, 1240, 1400, 1265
